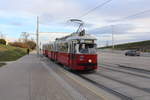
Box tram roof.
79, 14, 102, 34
56, 33, 96, 41
68, 34, 96, 40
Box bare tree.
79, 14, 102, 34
20, 32, 30, 43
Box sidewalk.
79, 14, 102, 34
0, 52, 75, 100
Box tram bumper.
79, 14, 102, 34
76, 63, 97, 70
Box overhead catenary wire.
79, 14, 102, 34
124, 9, 150, 19
115, 9, 150, 22
108, 9, 150, 48
66, 0, 113, 30
79, 0, 113, 18
109, 8, 150, 35
76, 1, 150, 47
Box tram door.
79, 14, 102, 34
69, 41, 76, 69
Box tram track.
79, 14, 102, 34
75, 73, 133, 100
117, 64, 150, 74
100, 64, 150, 76
43, 56, 133, 100
94, 72, 150, 94
43, 56, 150, 100
99, 66, 150, 79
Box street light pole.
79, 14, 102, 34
36, 16, 39, 55
111, 25, 114, 49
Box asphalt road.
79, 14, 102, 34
98, 51, 150, 71
96, 51, 150, 100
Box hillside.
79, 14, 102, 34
0, 44, 27, 61
99, 40, 150, 52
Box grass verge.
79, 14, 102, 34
99, 40, 150, 52
0, 44, 27, 61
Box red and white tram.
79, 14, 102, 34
42, 44, 49, 57
43, 20, 98, 71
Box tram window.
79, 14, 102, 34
58, 43, 68, 53
79, 43, 96, 54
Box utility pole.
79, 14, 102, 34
111, 25, 114, 49
36, 16, 39, 55
106, 40, 109, 47
40, 42, 41, 54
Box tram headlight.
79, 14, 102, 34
88, 59, 92, 63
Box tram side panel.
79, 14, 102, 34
48, 51, 51, 59
51, 51, 54, 60
57, 52, 69, 66
43, 49, 97, 71
54, 51, 58, 61
45, 50, 48, 57
42, 49, 45, 55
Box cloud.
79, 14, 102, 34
0, 0, 150, 46
0, 0, 83, 21
96, 31, 150, 47
1, 0, 150, 27
9, 22, 24, 26
39, 32, 70, 45
1, 0, 150, 24
88, 24, 135, 35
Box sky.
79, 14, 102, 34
0, 0, 150, 47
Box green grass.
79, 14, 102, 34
99, 40, 150, 52
0, 63, 6, 67
0, 44, 27, 61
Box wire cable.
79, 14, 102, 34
116, 9, 150, 22
124, 9, 150, 19
79, 0, 113, 18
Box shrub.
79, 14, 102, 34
9, 40, 36, 49
26, 40, 36, 49
9, 42, 28, 48
0, 39, 6, 45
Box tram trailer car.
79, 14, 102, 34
42, 44, 49, 57
43, 31, 98, 71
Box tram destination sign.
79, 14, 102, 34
84, 40, 94, 43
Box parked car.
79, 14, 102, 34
125, 50, 140, 56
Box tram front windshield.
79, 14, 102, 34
77, 43, 96, 54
